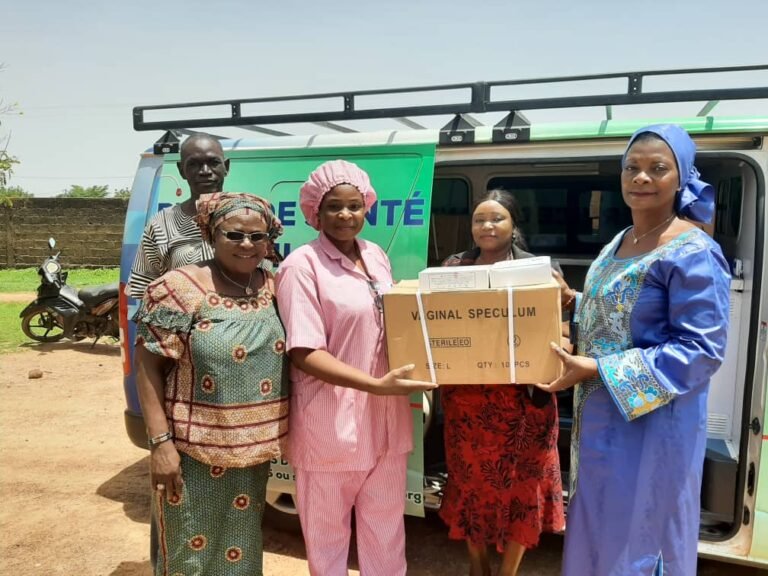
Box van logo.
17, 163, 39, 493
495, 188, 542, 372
450, 134, 463, 143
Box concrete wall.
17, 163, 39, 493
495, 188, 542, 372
0, 198, 128, 268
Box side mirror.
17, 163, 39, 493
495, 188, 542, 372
48, 238, 56, 250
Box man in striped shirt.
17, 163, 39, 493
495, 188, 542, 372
128, 134, 229, 299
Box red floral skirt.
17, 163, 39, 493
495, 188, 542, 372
438, 385, 565, 552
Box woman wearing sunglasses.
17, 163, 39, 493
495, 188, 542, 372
133, 192, 289, 576
275, 160, 436, 576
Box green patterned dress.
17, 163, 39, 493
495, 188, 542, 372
134, 268, 289, 576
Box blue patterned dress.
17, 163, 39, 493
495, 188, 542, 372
562, 227, 730, 576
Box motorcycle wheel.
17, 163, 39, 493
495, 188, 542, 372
21, 309, 66, 342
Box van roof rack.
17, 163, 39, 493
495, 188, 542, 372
134, 64, 768, 143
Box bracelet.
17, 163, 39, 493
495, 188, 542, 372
148, 431, 174, 448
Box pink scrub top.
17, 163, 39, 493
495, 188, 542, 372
275, 232, 413, 471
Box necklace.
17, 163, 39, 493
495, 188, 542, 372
215, 263, 255, 295
630, 214, 676, 245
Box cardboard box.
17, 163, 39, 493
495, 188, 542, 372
418, 265, 491, 291
383, 280, 562, 385
489, 256, 552, 288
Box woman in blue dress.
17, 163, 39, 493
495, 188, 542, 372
536, 124, 731, 575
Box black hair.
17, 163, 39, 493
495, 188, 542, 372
474, 188, 527, 250
179, 133, 224, 158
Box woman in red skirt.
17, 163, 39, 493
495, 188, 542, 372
439, 188, 569, 576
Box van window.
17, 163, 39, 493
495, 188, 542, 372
487, 177, 632, 256
432, 178, 471, 215
428, 178, 472, 265
715, 177, 743, 239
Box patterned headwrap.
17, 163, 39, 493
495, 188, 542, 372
623, 124, 715, 223
195, 192, 284, 262
299, 159, 377, 230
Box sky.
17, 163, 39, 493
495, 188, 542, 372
1, 0, 767, 197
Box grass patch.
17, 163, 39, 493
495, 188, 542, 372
0, 268, 119, 293
0, 302, 28, 353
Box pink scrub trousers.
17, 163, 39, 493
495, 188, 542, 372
295, 453, 408, 576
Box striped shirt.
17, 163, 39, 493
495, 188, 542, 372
275, 232, 413, 471
128, 204, 213, 299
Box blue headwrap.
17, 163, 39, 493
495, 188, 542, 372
623, 124, 714, 223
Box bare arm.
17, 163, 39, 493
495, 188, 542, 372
135, 344, 183, 498
552, 269, 578, 312
289, 348, 437, 396
135, 344, 172, 438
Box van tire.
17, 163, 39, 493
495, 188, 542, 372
264, 491, 302, 533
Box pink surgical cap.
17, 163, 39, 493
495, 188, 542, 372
299, 159, 377, 230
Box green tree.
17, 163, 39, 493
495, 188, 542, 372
0, 63, 21, 186
0, 150, 18, 187
0, 185, 32, 198
0, 184, 31, 207
58, 184, 110, 198
112, 187, 131, 198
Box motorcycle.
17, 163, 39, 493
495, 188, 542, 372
19, 238, 120, 344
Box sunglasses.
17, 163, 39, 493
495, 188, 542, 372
218, 230, 269, 243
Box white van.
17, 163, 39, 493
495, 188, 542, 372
120, 65, 768, 567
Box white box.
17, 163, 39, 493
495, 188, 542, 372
489, 256, 552, 288
418, 265, 491, 292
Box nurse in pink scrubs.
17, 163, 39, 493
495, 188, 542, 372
275, 160, 436, 576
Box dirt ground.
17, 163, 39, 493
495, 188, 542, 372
0, 337, 761, 575
1, 292, 38, 302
